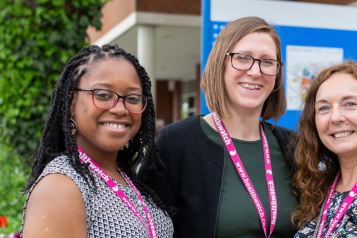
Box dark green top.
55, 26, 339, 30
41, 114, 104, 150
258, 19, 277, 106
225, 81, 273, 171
200, 117, 297, 238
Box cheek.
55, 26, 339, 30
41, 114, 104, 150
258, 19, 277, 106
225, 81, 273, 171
74, 99, 99, 128
266, 76, 276, 90
315, 116, 329, 139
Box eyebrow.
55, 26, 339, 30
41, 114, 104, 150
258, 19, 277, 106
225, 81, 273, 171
236, 51, 276, 59
315, 95, 357, 105
315, 99, 329, 105
341, 95, 357, 101
91, 83, 142, 92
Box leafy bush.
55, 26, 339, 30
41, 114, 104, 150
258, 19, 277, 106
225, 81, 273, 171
0, 0, 104, 158
0, 0, 106, 235
0, 144, 30, 236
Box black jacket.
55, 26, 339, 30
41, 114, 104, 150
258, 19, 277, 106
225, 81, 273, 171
142, 115, 297, 238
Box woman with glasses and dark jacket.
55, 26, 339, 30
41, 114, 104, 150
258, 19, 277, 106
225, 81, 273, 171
21, 44, 173, 238
142, 17, 298, 238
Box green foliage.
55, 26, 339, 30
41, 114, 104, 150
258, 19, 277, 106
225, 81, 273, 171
0, 0, 106, 235
0, 0, 104, 158
0, 144, 31, 235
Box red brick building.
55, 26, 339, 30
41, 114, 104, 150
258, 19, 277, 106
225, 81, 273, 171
87, 0, 357, 129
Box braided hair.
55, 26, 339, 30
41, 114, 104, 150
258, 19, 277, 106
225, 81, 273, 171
23, 44, 169, 214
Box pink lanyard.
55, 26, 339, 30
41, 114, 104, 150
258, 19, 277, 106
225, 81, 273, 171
212, 113, 277, 238
77, 146, 157, 238
317, 171, 357, 238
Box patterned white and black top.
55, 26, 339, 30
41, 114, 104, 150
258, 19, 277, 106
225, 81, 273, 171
295, 191, 357, 238
21, 155, 174, 238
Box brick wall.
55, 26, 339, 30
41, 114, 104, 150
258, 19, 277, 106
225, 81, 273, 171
87, 0, 136, 44
137, 0, 200, 15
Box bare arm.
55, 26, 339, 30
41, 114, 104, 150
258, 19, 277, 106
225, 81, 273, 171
22, 174, 87, 238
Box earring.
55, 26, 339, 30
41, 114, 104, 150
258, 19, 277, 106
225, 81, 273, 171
70, 117, 77, 135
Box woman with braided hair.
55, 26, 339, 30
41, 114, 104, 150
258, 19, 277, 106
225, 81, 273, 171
21, 44, 173, 238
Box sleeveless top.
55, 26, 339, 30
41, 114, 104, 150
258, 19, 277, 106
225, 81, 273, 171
21, 155, 174, 238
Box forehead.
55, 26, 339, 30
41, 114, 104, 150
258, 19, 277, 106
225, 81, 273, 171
80, 58, 142, 90
316, 73, 357, 101
230, 32, 277, 56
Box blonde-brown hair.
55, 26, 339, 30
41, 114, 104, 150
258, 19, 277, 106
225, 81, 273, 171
292, 60, 357, 228
201, 16, 286, 122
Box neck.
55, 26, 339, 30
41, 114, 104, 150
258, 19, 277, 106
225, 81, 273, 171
336, 155, 357, 192
76, 142, 118, 174
206, 108, 262, 141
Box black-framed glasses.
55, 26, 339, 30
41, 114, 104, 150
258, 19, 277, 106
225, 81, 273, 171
75, 88, 150, 114
226, 53, 284, 76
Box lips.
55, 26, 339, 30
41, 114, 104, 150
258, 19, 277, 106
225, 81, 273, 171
239, 83, 262, 90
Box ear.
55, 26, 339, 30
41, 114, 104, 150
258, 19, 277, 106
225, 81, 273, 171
70, 93, 77, 118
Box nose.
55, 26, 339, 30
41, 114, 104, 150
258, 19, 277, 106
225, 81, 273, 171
247, 60, 261, 77
330, 107, 346, 125
109, 98, 128, 115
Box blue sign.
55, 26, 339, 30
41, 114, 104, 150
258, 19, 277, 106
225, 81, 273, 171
201, 0, 357, 130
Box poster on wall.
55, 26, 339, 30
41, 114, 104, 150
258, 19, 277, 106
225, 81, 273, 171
286, 45, 344, 110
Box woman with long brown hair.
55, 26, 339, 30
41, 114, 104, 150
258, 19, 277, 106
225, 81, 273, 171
293, 60, 357, 237
142, 16, 298, 237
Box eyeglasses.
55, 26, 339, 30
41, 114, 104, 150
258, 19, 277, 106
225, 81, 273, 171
226, 53, 284, 76
75, 88, 150, 114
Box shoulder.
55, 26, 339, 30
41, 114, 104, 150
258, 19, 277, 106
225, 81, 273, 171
27, 173, 83, 205
265, 122, 298, 145
40, 155, 90, 188
159, 115, 202, 135
22, 173, 87, 238
43, 155, 74, 174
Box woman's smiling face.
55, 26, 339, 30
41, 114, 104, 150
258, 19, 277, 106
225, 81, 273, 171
224, 32, 277, 114
315, 72, 357, 160
71, 58, 143, 156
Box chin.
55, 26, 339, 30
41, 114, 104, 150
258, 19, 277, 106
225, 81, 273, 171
239, 103, 262, 111
99, 143, 127, 153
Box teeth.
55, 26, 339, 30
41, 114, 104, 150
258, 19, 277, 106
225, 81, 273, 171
239, 83, 261, 90
334, 132, 353, 138
103, 123, 125, 129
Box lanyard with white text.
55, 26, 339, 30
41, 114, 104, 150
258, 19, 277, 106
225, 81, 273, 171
212, 112, 277, 238
77, 146, 157, 238
317, 171, 357, 238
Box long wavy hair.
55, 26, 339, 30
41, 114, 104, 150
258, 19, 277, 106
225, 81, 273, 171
292, 60, 357, 228
23, 44, 169, 214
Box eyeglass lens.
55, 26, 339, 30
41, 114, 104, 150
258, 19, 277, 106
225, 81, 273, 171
231, 53, 280, 76
92, 89, 147, 113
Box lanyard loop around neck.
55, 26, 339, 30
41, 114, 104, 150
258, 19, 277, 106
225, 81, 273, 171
77, 146, 158, 238
212, 112, 277, 238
